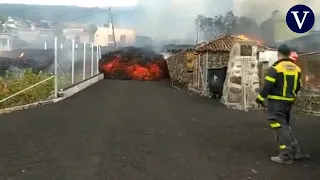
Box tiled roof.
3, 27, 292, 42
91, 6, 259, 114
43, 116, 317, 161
195, 34, 272, 53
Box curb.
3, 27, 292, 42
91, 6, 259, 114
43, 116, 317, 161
60, 74, 104, 97
0, 98, 64, 115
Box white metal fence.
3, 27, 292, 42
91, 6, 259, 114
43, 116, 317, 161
52, 37, 102, 92
0, 37, 102, 108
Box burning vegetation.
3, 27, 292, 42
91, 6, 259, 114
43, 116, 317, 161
99, 47, 170, 80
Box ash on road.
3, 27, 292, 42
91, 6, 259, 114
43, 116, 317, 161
0, 80, 319, 180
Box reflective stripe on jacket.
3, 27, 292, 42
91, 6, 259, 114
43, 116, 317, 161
257, 58, 301, 102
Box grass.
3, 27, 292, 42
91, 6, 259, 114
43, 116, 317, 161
0, 69, 97, 109
0, 70, 54, 109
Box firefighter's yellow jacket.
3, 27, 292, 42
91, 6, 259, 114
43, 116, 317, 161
257, 58, 301, 102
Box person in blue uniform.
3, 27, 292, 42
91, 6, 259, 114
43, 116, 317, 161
256, 44, 302, 164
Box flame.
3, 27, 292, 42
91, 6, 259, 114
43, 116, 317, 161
100, 56, 168, 80
236, 35, 250, 40
19, 52, 24, 58
236, 34, 263, 45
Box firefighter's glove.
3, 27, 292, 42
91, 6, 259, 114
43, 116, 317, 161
255, 98, 264, 106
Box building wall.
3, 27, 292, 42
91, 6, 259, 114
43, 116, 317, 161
94, 27, 136, 46
17, 31, 39, 43
63, 28, 90, 43
166, 50, 196, 86
65, 34, 90, 43
189, 52, 229, 95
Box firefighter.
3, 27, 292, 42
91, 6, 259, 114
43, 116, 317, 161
256, 44, 302, 164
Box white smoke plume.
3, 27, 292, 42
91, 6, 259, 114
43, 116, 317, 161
111, 0, 318, 45
233, 0, 319, 22
132, 0, 233, 42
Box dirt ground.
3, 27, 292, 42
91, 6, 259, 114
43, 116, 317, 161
0, 80, 319, 180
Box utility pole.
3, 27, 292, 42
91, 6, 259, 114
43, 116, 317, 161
195, 27, 199, 45
108, 7, 117, 50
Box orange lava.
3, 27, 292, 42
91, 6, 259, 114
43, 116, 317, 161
101, 56, 167, 80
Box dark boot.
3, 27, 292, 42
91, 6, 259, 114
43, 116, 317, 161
293, 153, 311, 161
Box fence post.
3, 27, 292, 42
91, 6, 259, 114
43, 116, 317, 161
44, 42, 47, 50
96, 45, 99, 74
91, 44, 94, 76
54, 37, 58, 98
205, 52, 209, 91
71, 40, 75, 84
83, 42, 86, 80
100, 46, 102, 59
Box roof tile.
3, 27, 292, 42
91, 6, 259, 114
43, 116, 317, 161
195, 34, 272, 53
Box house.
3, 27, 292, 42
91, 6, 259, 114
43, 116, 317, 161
93, 24, 135, 47
167, 35, 272, 98
63, 28, 90, 43
64, 22, 85, 29
5, 17, 18, 29
189, 35, 271, 96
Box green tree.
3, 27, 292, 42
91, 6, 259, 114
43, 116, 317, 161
195, 11, 238, 40
231, 16, 261, 36
195, 11, 262, 40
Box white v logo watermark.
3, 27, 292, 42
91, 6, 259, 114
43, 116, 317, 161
290, 11, 310, 29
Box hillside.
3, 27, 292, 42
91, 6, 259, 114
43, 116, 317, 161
0, 3, 136, 26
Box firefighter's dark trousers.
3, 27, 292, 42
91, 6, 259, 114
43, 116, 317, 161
267, 99, 300, 159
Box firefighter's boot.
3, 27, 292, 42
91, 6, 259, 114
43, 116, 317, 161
271, 156, 293, 164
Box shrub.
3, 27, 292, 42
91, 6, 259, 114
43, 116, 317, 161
0, 70, 54, 109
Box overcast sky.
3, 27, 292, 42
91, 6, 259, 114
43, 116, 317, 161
0, 0, 139, 7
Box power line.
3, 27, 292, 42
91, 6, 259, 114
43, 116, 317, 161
51, 9, 108, 25
108, 7, 117, 50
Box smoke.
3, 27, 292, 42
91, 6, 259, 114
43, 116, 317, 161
131, 0, 233, 42
233, 0, 319, 22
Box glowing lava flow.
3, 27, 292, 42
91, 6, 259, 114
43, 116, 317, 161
101, 56, 167, 80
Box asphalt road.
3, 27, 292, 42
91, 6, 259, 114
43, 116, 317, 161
0, 80, 319, 180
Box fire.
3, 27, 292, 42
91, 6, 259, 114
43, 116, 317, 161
236, 35, 250, 40
100, 56, 168, 80
236, 34, 263, 45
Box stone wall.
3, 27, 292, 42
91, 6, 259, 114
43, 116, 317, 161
258, 52, 320, 115
207, 52, 229, 68
189, 52, 229, 93
221, 41, 261, 111
166, 50, 196, 86
294, 91, 320, 116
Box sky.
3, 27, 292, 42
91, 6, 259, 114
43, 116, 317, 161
0, 0, 139, 7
